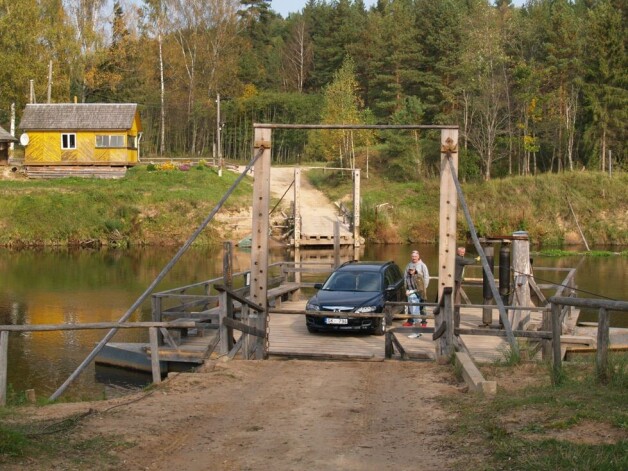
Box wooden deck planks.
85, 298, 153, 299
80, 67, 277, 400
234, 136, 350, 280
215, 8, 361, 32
144, 300, 580, 365
268, 301, 434, 360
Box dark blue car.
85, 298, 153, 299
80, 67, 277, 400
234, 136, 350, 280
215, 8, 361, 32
305, 261, 405, 335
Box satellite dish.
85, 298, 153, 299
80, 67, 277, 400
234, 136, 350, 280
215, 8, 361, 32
20, 133, 30, 146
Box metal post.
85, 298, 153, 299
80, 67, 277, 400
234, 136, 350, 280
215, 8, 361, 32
482, 243, 494, 326
498, 242, 511, 327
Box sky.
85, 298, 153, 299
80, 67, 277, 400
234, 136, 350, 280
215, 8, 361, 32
270, 0, 526, 18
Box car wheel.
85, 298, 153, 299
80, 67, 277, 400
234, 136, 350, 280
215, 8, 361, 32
307, 325, 318, 334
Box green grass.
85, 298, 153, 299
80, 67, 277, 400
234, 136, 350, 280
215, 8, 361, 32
0, 166, 252, 246
443, 355, 628, 470
0, 408, 132, 468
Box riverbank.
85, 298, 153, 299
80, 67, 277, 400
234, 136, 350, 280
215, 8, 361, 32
0, 165, 626, 247
0, 165, 252, 247
310, 170, 628, 247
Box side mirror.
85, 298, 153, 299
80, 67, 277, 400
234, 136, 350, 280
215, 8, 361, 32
314, 283, 323, 289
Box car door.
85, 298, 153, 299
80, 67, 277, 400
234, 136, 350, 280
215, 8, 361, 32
384, 265, 404, 306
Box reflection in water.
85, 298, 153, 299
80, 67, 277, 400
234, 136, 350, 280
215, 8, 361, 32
0, 244, 625, 401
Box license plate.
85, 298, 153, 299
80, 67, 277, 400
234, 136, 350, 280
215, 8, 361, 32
325, 318, 348, 325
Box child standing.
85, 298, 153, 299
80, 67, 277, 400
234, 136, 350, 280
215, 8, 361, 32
404, 266, 427, 327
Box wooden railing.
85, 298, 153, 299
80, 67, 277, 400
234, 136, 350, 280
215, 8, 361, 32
546, 296, 628, 385
0, 321, 195, 406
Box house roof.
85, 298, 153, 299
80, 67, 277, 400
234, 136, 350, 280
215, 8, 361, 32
19, 103, 138, 131
0, 125, 15, 141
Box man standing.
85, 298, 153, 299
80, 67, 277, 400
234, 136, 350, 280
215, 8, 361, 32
405, 250, 429, 323
454, 246, 480, 328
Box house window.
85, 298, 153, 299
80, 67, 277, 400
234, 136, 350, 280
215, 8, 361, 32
96, 135, 125, 148
61, 133, 76, 150
127, 135, 137, 149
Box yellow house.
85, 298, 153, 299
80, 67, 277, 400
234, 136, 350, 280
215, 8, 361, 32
19, 103, 142, 167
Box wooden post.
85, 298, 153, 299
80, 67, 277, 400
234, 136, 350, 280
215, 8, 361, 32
385, 331, 393, 359
334, 221, 340, 268
149, 327, 161, 384
596, 307, 610, 383
442, 290, 455, 360
0, 331, 8, 406
541, 308, 552, 360
241, 304, 251, 359
294, 247, 301, 286
251, 127, 271, 359
511, 232, 531, 330
216, 93, 222, 177
151, 296, 162, 322
437, 129, 458, 361
151, 295, 163, 345
551, 302, 562, 384
219, 242, 234, 354
294, 167, 301, 248
352, 169, 361, 247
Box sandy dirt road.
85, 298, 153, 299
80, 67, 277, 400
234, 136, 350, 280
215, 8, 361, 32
12, 359, 461, 471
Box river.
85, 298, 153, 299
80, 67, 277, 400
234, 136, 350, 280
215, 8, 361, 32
0, 244, 625, 402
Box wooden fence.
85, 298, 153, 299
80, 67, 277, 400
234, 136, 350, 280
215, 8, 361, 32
547, 296, 628, 385
0, 321, 195, 406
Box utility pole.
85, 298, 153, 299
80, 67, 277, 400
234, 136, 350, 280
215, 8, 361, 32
216, 93, 222, 177
9, 103, 15, 159
29, 80, 35, 103
47, 61, 53, 103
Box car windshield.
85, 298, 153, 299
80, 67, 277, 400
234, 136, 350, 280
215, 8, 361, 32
322, 271, 381, 292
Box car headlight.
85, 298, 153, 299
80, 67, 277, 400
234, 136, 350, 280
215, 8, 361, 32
306, 303, 320, 311
355, 306, 376, 313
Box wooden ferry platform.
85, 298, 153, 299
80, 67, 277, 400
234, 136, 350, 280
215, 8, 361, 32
98, 295, 625, 374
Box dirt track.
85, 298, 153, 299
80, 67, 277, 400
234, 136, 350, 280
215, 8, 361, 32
13, 359, 461, 470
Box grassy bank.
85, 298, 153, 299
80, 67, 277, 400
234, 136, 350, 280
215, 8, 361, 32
0, 165, 251, 247
0, 166, 626, 248
444, 355, 627, 470
309, 170, 628, 246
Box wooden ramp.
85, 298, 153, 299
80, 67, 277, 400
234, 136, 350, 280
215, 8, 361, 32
296, 214, 355, 247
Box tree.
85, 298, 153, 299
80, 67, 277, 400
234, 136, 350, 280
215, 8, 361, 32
64, 0, 108, 102
308, 57, 371, 168
457, 0, 510, 180
281, 15, 313, 93
84, 2, 144, 103
582, 0, 626, 170
142, 0, 168, 155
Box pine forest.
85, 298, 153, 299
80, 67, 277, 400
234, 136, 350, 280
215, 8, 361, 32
0, 0, 625, 181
